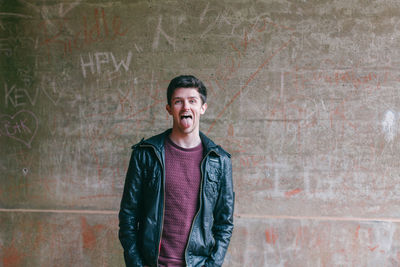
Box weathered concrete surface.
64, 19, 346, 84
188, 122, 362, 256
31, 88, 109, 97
228, 217, 400, 266
1, 0, 400, 266
0, 211, 122, 267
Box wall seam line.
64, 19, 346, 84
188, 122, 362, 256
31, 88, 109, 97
1, 208, 399, 222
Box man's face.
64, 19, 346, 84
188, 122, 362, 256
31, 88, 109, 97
166, 87, 207, 136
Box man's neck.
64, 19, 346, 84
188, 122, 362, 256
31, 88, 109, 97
168, 130, 201, 148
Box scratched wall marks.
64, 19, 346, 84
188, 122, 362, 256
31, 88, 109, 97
226, 217, 400, 267
2, 0, 400, 266
0, 212, 122, 267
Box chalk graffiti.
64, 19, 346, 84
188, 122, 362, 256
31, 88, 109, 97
17, 67, 34, 88
0, 38, 12, 57
0, 110, 38, 148
21, 0, 81, 20
229, 219, 400, 266
286, 62, 388, 93
58, 1, 83, 18
39, 8, 128, 57
265, 227, 278, 245
80, 217, 105, 249
0, 216, 120, 266
0, 36, 36, 59
4, 75, 71, 107
4, 84, 35, 108
0, 240, 25, 267
40, 78, 63, 106
80, 51, 132, 78
152, 15, 177, 51
206, 17, 295, 133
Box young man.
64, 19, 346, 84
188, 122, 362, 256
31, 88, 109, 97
119, 75, 234, 267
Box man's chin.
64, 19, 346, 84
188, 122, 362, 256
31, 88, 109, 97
178, 126, 196, 135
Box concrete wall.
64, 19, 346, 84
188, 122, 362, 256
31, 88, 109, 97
1, 0, 400, 266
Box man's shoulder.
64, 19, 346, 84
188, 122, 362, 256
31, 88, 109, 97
131, 138, 145, 149
214, 144, 231, 159
200, 132, 231, 159
131, 130, 171, 150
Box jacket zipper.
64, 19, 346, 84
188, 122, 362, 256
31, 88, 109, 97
140, 144, 165, 267
184, 149, 215, 266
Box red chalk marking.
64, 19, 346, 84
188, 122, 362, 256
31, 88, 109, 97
285, 188, 302, 198
39, 8, 129, 57
227, 124, 234, 137
239, 155, 266, 169
265, 227, 278, 245
369, 245, 379, 252
355, 225, 360, 239
2, 244, 24, 267
81, 217, 105, 249
126, 98, 164, 119
207, 37, 293, 134
0, 110, 39, 148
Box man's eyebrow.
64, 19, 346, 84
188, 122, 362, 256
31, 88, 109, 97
172, 96, 200, 100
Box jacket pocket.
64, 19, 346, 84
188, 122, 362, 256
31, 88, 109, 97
205, 171, 219, 202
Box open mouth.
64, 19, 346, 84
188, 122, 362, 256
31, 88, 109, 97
180, 115, 192, 120
180, 114, 193, 128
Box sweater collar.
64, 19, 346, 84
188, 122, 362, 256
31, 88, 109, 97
143, 129, 219, 155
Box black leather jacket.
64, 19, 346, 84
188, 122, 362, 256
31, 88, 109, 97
119, 129, 234, 267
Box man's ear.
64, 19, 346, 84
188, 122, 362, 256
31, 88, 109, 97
166, 104, 172, 115
200, 103, 207, 115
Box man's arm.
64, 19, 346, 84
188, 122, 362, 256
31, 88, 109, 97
119, 148, 145, 267
206, 155, 235, 267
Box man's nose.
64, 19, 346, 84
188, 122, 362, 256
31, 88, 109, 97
183, 100, 190, 110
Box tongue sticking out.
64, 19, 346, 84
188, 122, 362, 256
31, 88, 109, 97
181, 117, 193, 128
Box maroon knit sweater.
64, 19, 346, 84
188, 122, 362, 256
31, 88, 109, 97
158, 137, 203, 267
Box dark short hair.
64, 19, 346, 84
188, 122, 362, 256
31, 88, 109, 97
167, 75, 207, 106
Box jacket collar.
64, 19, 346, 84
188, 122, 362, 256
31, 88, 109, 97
142, 129, 220, 155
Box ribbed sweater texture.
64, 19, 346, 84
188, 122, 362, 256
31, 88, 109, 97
158, 137, 203, 267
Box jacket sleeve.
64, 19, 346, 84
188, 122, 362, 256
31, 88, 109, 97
206, 155, 235, 267
119, 147, 145, 267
